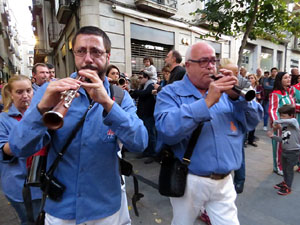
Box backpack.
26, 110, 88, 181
109, 84, 144, 216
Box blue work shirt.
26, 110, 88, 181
154, 75, 263, 175
0, 104, 41, 202
32, 83, 40, 94
9, 74, 148, 224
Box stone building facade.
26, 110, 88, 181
32, 0, 299, 78
0, 0, 34, 82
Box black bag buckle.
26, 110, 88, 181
40, 174, 65, 201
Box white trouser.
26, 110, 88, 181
170, 173, 239, 225
45, 186, 131, 225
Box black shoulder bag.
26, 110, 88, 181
35, 102, 94, 225
158, 123, 203, 197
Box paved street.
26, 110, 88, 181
1, 122, 299, 225
126, 122, 300, 225
0, 186, 19, 225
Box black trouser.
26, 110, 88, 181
141, 116, 157, 157
248, 129, 256, 144
281, 150, 300, 188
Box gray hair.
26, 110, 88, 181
185, 42, 215, 61
185, 46, 192, 62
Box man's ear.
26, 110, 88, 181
106, 53, 111, 64
185, 61, 189, 68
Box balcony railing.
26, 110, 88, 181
32, 0, 42, 7
59, 0, 71, 6
57, 0, 73, 24
135, 0, 177, 17
149, 0, 177, 8
32, 0, 42, 15
48, 22, 64, 47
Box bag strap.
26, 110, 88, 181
182, 123, 204, 165
109, 84, 125, 106
22, 182, 35, 225
47, 102, 94, 176
131, 175, 144, 217
35, 102, 94, 222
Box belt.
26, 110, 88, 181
200, 173, 230, 180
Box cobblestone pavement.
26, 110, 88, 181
1, 123, 299, 225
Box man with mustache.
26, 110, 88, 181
8, 26, 148, 225
31, 63, 50, 92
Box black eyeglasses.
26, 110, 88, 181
73, 48, 107, 58
188, 58, 220, 68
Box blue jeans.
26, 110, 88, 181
262, 100, 269, 127
5, 196, 41, 225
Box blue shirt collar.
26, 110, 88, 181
7, 104, 22, 117
174, 74, 205, 99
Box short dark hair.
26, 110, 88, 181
141, 72, 150, 79
46, 63, 54, 69
271, 67, 278, 72
143, 57, 154, 65
278, 104, 295, 116
172, 50, 182, 64
32, 63, 47, 74
264, 71, 270, 75
72, 26, 111, 53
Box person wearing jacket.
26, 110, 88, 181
130, 72, 156, 164
268, 72, 295, 176
0, 75, 41, 225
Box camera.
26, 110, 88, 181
118, 77, 126, 86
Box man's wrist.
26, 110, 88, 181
102, 99, 114, 113
205, 98, 214, 108
37, 103, 51, 115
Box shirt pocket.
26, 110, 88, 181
213, 112, 239, 137
226, 120, 239, 136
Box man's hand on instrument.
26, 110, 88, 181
205, 74, 236, 107
38, 78, 81, 114
79, 69, 114, 112
219, 69, 239, 100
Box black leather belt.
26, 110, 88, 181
200, 173, 230, 180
